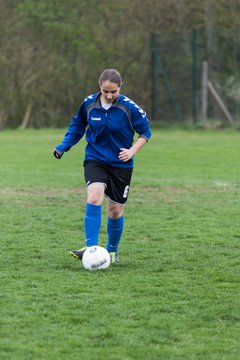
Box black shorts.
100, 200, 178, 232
84, 161, 133, 204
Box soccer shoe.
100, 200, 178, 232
70, 247, 87, 260
109, 252, 119, 264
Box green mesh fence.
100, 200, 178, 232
151, 29, 240, 123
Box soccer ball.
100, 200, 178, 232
82, 246, 111, 271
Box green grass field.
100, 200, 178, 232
1, 128, 240, 360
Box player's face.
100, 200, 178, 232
100, 80, 121, 103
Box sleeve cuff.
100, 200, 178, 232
138, 134, 149, 142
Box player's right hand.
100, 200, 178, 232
53, 149, 62, 159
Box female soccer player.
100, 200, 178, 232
53, 69, 151, 263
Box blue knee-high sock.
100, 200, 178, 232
84, 203, 102, 247
106, 216, 124, 253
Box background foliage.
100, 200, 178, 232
0, 0, 240, 128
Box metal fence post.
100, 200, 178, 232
192, 29, 198, 123
151, 32, 157, 121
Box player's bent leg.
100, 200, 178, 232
107, 200, 124, 219
107, 199, 124, 263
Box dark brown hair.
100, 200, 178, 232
99, 69, 122, 87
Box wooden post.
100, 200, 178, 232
208, 81, 234, 124
21, 104, 32, 128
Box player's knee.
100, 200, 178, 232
87, 194, 102, 205
108, 207, 123, 219
87, 184, 104, 205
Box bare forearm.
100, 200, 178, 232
130, 137, 147, 155
118, 137, 147, 162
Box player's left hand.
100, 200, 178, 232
118, 148, 134, 162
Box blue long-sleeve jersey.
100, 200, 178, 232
55, 92, 151, 168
